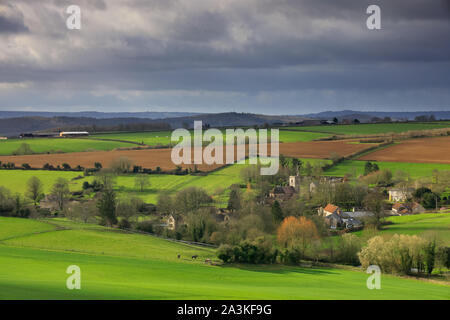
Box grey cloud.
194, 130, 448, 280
0, 4, 29, 33
0, 0, 448, 113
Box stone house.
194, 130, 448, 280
388, 188, 414, 202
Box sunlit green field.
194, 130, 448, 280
0, 217, 57, 241
0, 138, 135, 155
0, 164, 248, 205
114, 163, 247, 204
383, 214, 450, 244
0, 170, 87, 194
0, 217, 448, 300
285, 122, 450, 135
323, 160, 450, 179
354, 213, 450, 245
91, 131, 173, 146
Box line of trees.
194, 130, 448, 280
359, 234, 449, 275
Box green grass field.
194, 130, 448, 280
278, 131, 330, 142
0, 138, 135, 155
0, 217, 57, 241
0, 170, 87, 194
354, 213, 450, 245
0, 163, 248, 205
0, 217, 448, 299
285, 123, 450, 136
92, 129, 329, 145
91, 131, 173, 146
323, 160, 450, 179
114, 163, 247, 204
383, 213, 450, 244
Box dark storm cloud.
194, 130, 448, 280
0, 5, 29, 33
0, 0, 449, 113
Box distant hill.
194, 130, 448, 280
0, 116, 170, 137
1, 109, 449, 137
0, 111, 200, 120
300, 110, 450, 121
0, 112, 307, 137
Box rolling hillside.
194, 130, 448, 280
0, 217, 448, 300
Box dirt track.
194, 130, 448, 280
0, 140, 376, 170
359, 136, 450, 164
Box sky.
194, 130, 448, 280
0, 0, 449, 115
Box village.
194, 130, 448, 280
157, 167, 442, 239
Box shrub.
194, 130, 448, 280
279, 247, 302, 265
136, 221, 154, 233
424, 240, 436, 275
436, 247, 450, 270
422, 192, 439, 209
336, 233, 361, 265
217, 239, 278, 264
413, 187, 432, 199
21, 163, 31, 170
62, 163, 71, 170
118, 219, 131, 230
217, 244, 234, 263
43, 163, 54, 170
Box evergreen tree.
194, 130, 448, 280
364, 162, 373, 176
227, 187, 241, 212
271, 200, 283, 222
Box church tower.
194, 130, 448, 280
289, 176, 300, 193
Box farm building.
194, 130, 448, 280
0, 137, 7, 140
388, 188, 414, 202
343, 209, 374, 219
59, 131, 89, 137
391, 202, 425, 215
19, 132, 59, 138
319, 204, 343, 217
318, 204, 342, 229
341, 217, 363, 230
318, 204, 364, 230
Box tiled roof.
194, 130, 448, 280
324, 204, 339, 214
272, 186, 296, 194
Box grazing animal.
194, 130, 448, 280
177, 254, 181, 259
192, 255, 198, 260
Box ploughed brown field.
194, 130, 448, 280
279, 140, 376, 159
0, 140, 377, 170
359, 136, 450, 164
